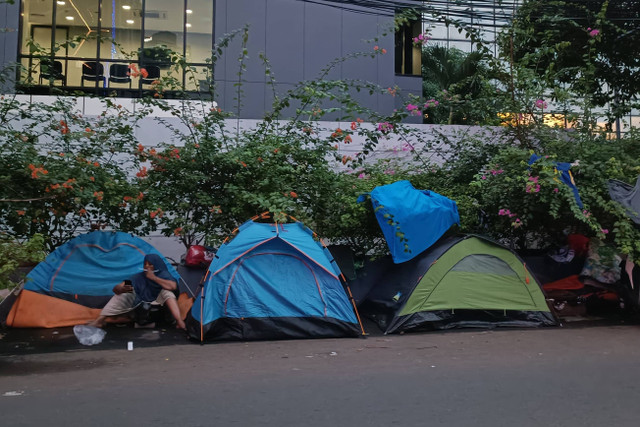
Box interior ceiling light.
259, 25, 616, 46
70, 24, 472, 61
144, 36, 153, 42
185, 23, 192, 28
65, 16, 74, 20
57, 1, 66, 5
186, 9, 193, 14
68, 0, 98, 55
122, 5, 131, 10
126, 19, 134, 24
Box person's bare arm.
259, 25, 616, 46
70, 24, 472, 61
112, 281, 133, 294
144, 269, 177, 291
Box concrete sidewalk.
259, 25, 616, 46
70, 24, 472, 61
2, 324, 640, 426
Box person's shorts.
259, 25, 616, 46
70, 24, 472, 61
100, 289, 176, 316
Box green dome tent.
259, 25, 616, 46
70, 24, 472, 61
352, 235, 558, 333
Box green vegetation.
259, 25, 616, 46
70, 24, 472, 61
1, 4, 640, 296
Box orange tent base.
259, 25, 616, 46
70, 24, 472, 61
6, 290, 102, 328
177, 292, 194, 320
6, 290, 196, 328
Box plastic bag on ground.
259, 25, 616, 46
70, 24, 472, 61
73, 325, 106, 346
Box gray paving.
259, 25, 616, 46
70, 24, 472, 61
1, 323, 640, 426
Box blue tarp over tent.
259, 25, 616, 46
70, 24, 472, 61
25, 231, 180, 299
187, 220, 361, 341
529, 154, 584, 208
358, 180, 460, 263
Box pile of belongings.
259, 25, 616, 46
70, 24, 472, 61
524, 235, 639, 319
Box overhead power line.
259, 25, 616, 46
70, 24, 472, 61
295, 0, 640, 27
295, 0, 521, 26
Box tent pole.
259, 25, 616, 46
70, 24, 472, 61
0, 279, 23, 310
199, 286, 204, 343
345, 283, 367, 336
179, 276, 196, 298
199, 271, 209, 344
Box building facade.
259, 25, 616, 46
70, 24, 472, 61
0, 0, 423, 119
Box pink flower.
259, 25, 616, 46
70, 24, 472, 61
534, 99, 548, 109
526, 184, 541, 193
424, 99, 439, 108
512, 218, 523, 228
357, 173, 366, 179
601, 228, 609, 234
588, 28, 600, 37
412, 33, 431, 45
498, 209, 517, 218
384, 169, 395, 175
377, 122, 393, 134
406, 104, 421, 116
526, 176, 541, 192
553, 188, 559, 193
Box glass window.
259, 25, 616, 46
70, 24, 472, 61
58, 0, 99, 58
428, 23, 449, 40
142, 0, 185, 90
186, 0, 213, 63
394, 16, 421, 76
101, 0, 142, 60
449, 40, 473, 53
100, 1, 142, 92
21, 2, 53, 55
18, 0, 214, 97
184, 0, 213, 92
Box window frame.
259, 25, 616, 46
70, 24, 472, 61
17, 0, 216, 98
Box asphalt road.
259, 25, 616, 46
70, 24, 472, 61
1, 323, 640, 426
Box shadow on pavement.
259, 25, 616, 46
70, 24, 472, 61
0, 324, 191, 357
0, 314, 631, 358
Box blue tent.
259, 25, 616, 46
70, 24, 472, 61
26, 231, 179, 298
358, 180, 460, 263
186, 219, 362, 341
8, 231, 180, 328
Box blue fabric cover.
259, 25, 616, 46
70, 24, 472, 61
529, 154, 584, 208
191, 221, 357, 326
25, 231, 179, 297
357, 180, 460, 264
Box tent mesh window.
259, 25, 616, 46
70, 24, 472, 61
450, 255, 519, 277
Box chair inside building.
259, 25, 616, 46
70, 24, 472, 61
108, 63, 132, 88
39, 59, 65, 86
140, 65, 161, 86
81, 62, 106, 87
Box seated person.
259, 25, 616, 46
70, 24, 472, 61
88, 254, 186, 329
